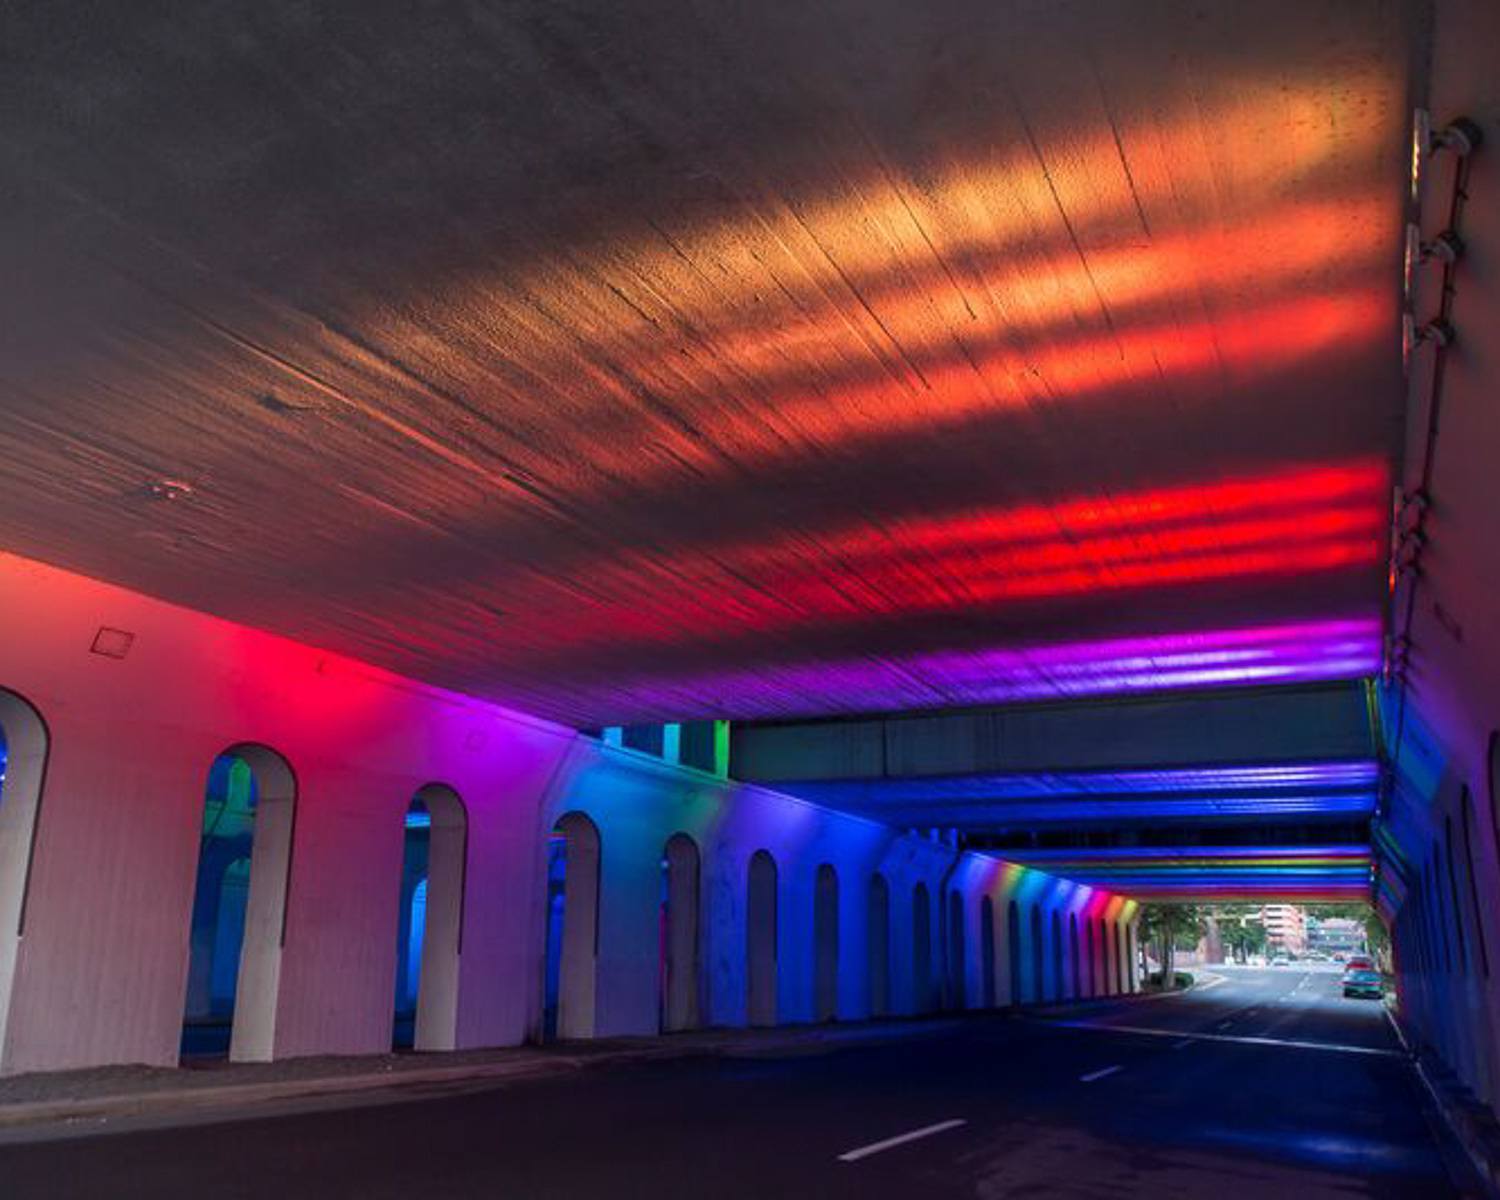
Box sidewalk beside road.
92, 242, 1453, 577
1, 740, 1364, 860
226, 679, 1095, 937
0, 990, 1181, 1137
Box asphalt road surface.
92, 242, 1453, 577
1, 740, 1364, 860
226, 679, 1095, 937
0, 966, 1468, 1198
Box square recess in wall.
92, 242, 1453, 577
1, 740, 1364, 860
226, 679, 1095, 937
89, 626, 136, 659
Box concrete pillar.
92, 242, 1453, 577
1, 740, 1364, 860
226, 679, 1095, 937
0, 690, 48, 1073
946, 888, 967, 1009
413, 785, 467, 1052
555, 812, 600, 1040
712, 721, 730, 777
2, 712, 210, 1073
661, 724, 682, 766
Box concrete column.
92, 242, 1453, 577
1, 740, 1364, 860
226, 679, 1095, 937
712, 721, 730, 778
555, 812, 600, 1040
0, 690, 48, 1073
911, 882, 934, 1013
413, 786, 465, 1052
2, 711, 210, 1073
661, 724, 682, 766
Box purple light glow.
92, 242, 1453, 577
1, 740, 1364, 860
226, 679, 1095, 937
608, 617, 1382, 720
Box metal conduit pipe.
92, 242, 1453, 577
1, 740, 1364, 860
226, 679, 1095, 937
1383, 112, 1482, 809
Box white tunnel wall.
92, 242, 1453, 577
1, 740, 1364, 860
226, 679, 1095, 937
0, 550, 1136, 1075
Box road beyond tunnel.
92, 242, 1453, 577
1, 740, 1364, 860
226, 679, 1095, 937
0, 966, 1464, 1199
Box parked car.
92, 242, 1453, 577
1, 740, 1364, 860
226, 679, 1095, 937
1344, 955, 1374, 973
1271, 954, 1290, 967
1342, 966, 1384, 999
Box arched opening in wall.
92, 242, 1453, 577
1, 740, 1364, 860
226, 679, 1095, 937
1069, 914, 1081, 998
947, 890, 967, 1010
181, 745, 295, 1062
1461, 790, 1491, 979
543, 812, 600, 1042
813, 864, 839, 1022
747, 850, 778, 1026
1030, 906, 1044, 1003
1007, 900, 1022, 1005
913, 882, 933, 1013
393, 785, 466, 1051
980, 897, 997, 1008
867, 873, 891, 1018
0, 689, 48, 1068
660, 833, 701, 1033
1051, 912, 1065, 1000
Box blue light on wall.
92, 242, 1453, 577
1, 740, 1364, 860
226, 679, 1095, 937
777, 760, 1380, 828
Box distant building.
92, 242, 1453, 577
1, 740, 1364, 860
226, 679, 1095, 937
1307, 916, 1366, 957
1260, 904, 1307, 956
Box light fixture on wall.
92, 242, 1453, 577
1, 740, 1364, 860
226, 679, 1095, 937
1410, 109, 1482, 203
1413, 318, 1456, 349
89, 627, 136, 659
1403, 314, 1457, 372
1403, 224, 1465, 308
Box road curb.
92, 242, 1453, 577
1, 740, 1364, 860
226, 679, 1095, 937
1385, 1007, 1500, 1198
0, 1018, 968, 1134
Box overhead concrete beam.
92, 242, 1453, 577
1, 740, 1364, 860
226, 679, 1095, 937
730, 683, 1375, 782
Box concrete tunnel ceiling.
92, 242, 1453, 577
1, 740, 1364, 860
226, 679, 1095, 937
0, 1, 1411, 728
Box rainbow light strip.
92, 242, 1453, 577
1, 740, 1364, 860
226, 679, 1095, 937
778, 760, 1380, 828
998, 844, 1373, 901
595, 617, 1382, 722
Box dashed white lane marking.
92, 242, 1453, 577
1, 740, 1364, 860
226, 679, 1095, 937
1172, 1039, 1194, 1050
1029, 1017, 1400, 1058
837, 1119, 968, 1162
1079, 1065, 1124, 1083
1216, 1020, 1234, 1029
